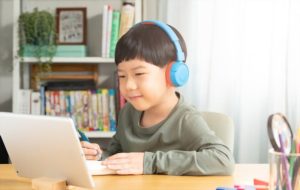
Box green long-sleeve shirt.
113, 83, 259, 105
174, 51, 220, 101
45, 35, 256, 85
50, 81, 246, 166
102, 93, 235, 175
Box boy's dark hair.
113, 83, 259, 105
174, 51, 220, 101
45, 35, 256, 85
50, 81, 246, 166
115, 23, 187, 67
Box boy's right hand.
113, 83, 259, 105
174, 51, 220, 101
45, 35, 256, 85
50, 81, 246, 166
80, 141, 102, 160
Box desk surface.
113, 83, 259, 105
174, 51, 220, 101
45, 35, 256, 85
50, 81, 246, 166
0, 164, 268, 190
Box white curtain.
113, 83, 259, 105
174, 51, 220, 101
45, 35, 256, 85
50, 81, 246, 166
156, 0, 300, 163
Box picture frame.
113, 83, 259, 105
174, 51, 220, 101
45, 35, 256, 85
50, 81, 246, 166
56, 7, 87, 45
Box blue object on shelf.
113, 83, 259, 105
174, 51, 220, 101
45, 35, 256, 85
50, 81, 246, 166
22, 45, 87, 57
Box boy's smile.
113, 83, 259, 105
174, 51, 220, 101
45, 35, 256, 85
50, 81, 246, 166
128, 94, 143, 99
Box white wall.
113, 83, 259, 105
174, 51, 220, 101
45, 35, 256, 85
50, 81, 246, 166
0, 0, 13, 112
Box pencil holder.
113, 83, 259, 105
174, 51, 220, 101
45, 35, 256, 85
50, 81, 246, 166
269, 149, 300, 190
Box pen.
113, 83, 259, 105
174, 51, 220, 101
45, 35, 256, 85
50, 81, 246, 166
296, 127, 300, 153
279, 133, 292, 190
77, 128, 89, 142
77, 128, 101, 159
289, 139, 297, 177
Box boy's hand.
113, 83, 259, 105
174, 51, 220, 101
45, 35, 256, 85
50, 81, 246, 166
80, 141, 102, 160
102, 153, 144, 175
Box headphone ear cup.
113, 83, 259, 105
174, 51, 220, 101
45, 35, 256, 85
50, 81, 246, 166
165, 62, 174, 87
166, 61, 189, 87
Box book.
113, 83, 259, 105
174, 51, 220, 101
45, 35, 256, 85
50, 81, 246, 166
108, 89, 116, 131
31, 91, 41, 115
109, 10, 120, 58
101, 89, 110, 131
119, 2, 135, 38
86, 160, 116, 175
18, 89, 31, 114
105, 5, 113, 58
101, 5, 109, 58
42, 87, 116, 132
97, 89, 104, 131
40, 84, 46, 115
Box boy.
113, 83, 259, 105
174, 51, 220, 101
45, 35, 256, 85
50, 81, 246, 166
81, 20, 235, 175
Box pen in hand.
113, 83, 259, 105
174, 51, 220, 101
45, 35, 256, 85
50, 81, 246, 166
77, 128, 89, 142
78, 129, 102, 160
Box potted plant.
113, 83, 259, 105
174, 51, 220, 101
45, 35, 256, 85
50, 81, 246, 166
18, 8, 56, 88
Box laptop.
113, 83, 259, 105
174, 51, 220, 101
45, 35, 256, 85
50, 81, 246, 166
0, 112, 95, 188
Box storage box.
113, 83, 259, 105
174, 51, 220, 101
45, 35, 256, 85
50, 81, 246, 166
22, 45, 87, 57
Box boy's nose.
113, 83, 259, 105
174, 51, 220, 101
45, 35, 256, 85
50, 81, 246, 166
125, 77, 137, 90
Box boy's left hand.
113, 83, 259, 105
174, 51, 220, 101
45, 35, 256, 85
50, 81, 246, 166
101, 152, 144, 175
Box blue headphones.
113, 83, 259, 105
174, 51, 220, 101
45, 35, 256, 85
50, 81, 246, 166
140, 20, 189, 87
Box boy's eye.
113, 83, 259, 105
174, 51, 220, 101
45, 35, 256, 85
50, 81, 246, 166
118, 75, 126, 78
135, 73, 145, 76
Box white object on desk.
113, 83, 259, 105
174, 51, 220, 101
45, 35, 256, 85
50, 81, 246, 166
86, 160, 116, 175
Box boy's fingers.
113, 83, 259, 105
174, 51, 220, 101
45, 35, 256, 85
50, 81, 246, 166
106, 153, 128, 160
82, 147, 98, 156
85, 155, 101, 160
80, 141, 99, 149
103, 158, 130, 165
80, 142, 102, 153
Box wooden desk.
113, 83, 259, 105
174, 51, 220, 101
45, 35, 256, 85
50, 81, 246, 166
0, 164, 268, 190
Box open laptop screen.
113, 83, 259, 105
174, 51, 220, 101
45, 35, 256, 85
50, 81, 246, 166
0, 112, 95, 188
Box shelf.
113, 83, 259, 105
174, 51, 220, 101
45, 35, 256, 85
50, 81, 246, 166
22, 57, 115, 64
85, 131, 115, 138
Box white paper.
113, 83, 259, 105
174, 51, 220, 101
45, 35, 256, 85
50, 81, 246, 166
86, 160, 116, 175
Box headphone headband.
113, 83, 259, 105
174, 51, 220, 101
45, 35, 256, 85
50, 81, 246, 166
141, 20, 185, 62
139, 20, 189, 87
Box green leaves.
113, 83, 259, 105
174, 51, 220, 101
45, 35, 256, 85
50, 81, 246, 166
18, 8, 57, 86
19, 8, 56, 46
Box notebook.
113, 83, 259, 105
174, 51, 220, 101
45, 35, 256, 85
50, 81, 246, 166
0, 112, 115, 188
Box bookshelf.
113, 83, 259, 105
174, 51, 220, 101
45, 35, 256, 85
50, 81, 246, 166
85, 131, 115, 138
12, 0, 143, 139
23, 57, 114, 64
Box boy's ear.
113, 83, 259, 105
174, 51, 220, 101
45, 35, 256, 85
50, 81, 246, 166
165, 61, 189, 87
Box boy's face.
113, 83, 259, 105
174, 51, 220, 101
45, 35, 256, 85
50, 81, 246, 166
117, 59, 170, 111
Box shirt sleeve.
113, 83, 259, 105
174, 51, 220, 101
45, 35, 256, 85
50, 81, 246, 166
143, 113, 235, 176
101, 133, 122, 160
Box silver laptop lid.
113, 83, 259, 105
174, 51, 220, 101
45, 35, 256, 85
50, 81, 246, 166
0, 112, 95, 188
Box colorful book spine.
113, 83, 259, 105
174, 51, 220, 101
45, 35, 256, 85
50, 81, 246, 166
31, 91, 41, 115
109, 89, 116, 131
101, 89, 110, 131
106, 5, 113, 58
65, 91, 71, 117
40, 88, 117, 132
49, 91, 55, 116
39, 84, 46, 115
101, 5, 109, 58
59, 90, 65, 116
18, 89, 31, 114
54, 91, 60, 116
91, 90, 98, 130
82, 91, 89, 130
119, 2, 135, 38
97, 89, 104, 131
109, 10, 120, 58
45, 91, 50, 115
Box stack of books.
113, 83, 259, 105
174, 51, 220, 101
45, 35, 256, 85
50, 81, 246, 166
18, 81, 117, 132
101, 2, 135, 58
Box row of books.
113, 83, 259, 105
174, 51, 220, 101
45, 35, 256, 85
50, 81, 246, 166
101, 2, 135, 58
18, 88, 117, 132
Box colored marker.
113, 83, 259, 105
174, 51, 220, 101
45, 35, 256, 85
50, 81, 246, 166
77, 128, 89, 142
279, 133, 292, 190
